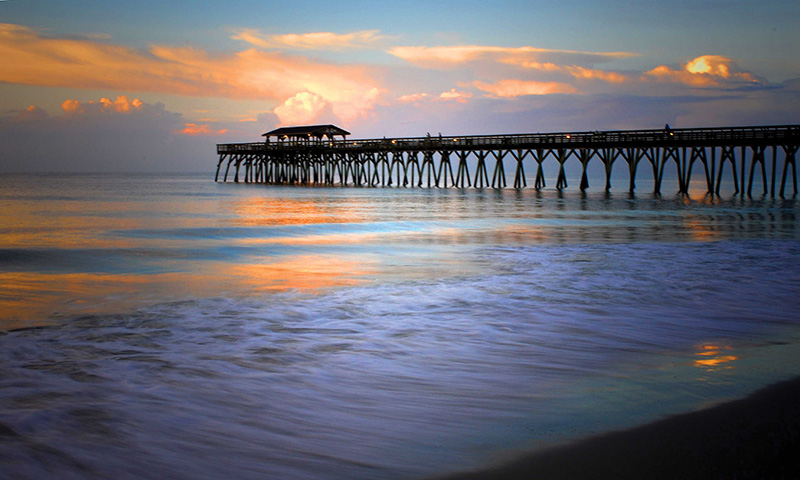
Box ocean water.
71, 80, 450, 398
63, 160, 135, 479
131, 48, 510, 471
1, 172, 799, 479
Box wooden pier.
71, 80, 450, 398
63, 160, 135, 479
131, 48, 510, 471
215, 124, 800, 196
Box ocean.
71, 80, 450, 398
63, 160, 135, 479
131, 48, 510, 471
1, 172, 799, 479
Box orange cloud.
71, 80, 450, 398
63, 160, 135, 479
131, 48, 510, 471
474, 79, 578, 97
15, 105, 48, 122
437, 88, 472, 103
503, 60, 629, 84
233, 29, 385, 50
645, 55, 762, 87
388, 44, 632, 93
388, 45, 634, 69
0, 23, 382, 124
565, 66, 628, 83
397, 93, 430, 104
178, 123, 228, 136
61, 95, 144, 115
396, 89, 473, 105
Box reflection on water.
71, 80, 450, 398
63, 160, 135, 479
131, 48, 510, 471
227, 255, 379, 291
694, 344, 739, 372
0, 174, 798, 328
229, 195, 368, 226
0, 271, 213, 330
2, 240, 799, 479
1, 173, 800, 479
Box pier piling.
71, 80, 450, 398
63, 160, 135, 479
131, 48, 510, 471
216, 124, 800, 196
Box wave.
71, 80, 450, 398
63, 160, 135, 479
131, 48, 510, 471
2, 239, 799, 479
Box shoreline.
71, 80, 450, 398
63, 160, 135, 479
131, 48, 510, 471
435, 376, 800, 480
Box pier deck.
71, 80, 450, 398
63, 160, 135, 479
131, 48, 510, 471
215, 125, 800, 196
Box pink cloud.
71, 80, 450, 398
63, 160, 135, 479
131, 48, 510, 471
474, 80, 578, 97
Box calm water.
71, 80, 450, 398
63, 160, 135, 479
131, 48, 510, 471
1, 173, 799, 479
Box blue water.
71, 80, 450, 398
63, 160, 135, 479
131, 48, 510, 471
1, 173, 799, 479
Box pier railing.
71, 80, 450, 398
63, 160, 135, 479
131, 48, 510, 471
215, 125, 800, 196
219, 125, 800, 154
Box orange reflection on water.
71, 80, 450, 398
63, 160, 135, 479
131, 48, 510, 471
693, 344, 738, 371
227, 255, 377, 292
0, 270, 212, 330
0, 253, 380, 330
683, 218, 718, 242
0, 200, 205, 249
228, 197, 367, 227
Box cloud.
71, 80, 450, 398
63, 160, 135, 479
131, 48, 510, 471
14, 105, 49, 122
273, 92, 332, 125
178, 123, 229, 136
474, 80, 579, 97
61, 95, 145, 115
233, 29, 385, 51
388, 45, 634, 69
394, 89, 473, 105
0, 23, 382, 125
437, 88, 472, 103
0, 95, 202, 172
397, 93, 430, 104
645, 55, 764, 87
563, 66, 629, 84
387, 43, 633, 101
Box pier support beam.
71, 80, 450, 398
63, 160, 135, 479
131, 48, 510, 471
474, 151, 490, 188
455, 151, 472, 188
438, 151, 455, 188
555, 149, 571, 190
747, 146, 768, 197
578, 149, 595, 191
716, 146, 739, 196
780, 144, 798, 197
511, 149, 529, 189
491, 150, 507, 189
534, 149, 548, 190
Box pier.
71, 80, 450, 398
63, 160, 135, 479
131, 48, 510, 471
215, 124, 800, 196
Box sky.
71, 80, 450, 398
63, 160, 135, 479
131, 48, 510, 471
1, 0, 799, 172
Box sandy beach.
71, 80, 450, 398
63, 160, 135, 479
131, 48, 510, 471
438, 377, 800, 480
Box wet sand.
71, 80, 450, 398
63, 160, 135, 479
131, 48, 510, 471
437, 377, 800, 480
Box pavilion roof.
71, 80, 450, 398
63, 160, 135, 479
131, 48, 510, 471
262, 124, 350, 138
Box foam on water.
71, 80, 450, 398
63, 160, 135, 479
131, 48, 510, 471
2, 239, 799, 479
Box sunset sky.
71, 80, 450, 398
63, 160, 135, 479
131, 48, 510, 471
1, 0, 799, 172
